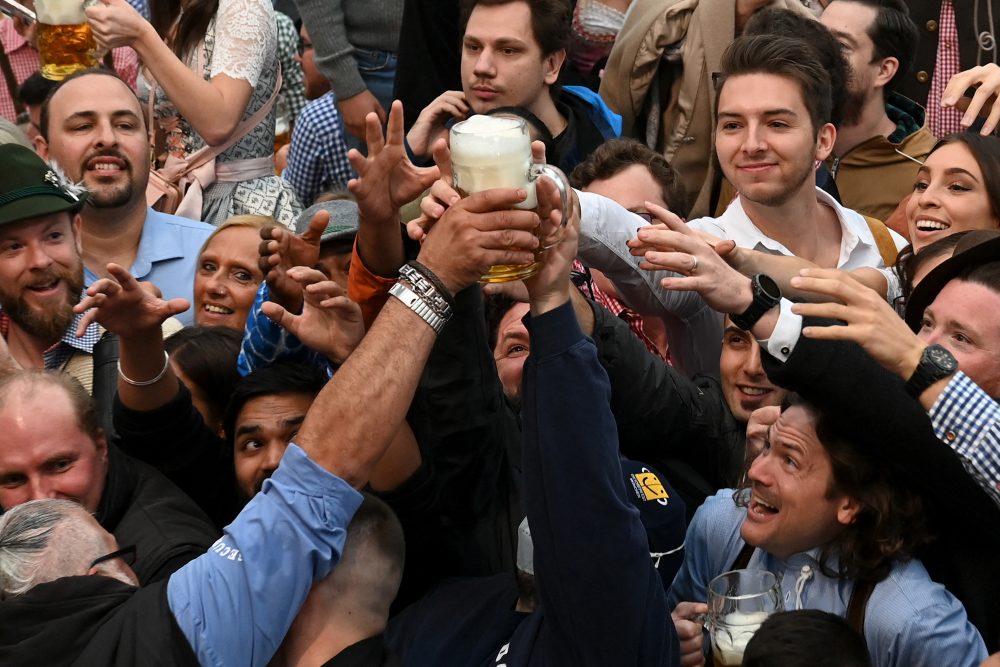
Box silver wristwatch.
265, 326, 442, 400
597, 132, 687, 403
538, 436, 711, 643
398, 264, 454, 320
389, 281, 448, 334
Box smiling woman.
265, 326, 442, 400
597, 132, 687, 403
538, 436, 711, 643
193, 215, 268, 331
905, 134, 1000, 253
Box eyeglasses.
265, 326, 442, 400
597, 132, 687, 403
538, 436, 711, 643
296, 39, 313, 57
89, 544, 137, 570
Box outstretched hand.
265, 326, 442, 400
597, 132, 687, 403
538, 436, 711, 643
260, 267, 365, 365
789, 268, 925, 380
627, 202, 754, 315
259, 210, 327, 312
347, 100, 440, 229
73, 263, 188, 338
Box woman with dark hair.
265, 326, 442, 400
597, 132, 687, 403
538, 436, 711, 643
86, 0, 302, 228
165, 326, 243, 436
906, 133, 1000, 252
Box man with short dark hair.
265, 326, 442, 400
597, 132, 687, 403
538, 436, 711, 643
404, 0, 620, 173
820, 0, 937, 221
36, 69, 213, 325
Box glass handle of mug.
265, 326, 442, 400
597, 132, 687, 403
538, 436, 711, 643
529, 163, 572, 248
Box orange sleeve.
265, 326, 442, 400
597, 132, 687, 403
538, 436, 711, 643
348, 240, 398, 330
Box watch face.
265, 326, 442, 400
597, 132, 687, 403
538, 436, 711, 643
757, 274, 781, 300
926, 345, 959, 373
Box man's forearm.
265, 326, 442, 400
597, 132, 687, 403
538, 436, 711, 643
295, 297, 438, 486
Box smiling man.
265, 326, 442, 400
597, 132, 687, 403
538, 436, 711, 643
404, 0, 620, 173
36, 69, 213, 326
669, 394, 987, 667
0, 143, 98, 382
694, 34, 907, 270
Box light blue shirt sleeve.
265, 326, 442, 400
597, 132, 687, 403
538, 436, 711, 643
166, 444, 362, 667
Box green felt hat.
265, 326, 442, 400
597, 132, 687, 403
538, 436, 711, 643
0, 144, 87, 226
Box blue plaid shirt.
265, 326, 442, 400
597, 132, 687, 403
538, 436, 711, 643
237, 282, 333, 377
929, 371, 1000, 507
282, 93, 355, 206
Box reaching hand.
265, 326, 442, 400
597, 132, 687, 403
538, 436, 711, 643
73, 263, 189, 338
671, 601, 708, 667
409, 138, 456, 242
405, 90, 469, 157
745, 405, 780, 459
339, 89, 387, 142
259, 210, 327, 312
86, 0, 150, 50
522, 173, 579, 315
627, 202, 754, 315
789, 268, 926, 380
347, 100, 440, 229
260, 267, 365, 365
941, 64, 1000, 135
416, 187, 541, 295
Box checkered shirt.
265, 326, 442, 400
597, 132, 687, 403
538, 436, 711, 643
572, 259, 667, 361
929, 371, 1000, 507
282, 92, 355, 206
237, 282, 332, 377
0, 304, 100, 370
275, 12, 307, 126
926, 0, 964, 138
0, 19, 140, 122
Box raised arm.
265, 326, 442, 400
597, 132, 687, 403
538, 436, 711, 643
87, 0, 268, 146
517, 182, 677, 665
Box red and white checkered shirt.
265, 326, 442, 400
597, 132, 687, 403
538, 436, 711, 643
0, 18, 140, 123
926, 0, 964, 138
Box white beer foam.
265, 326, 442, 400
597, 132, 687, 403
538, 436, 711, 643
35, 0, 87, 25
450, 115, 536, 207
712, 611, 770, 665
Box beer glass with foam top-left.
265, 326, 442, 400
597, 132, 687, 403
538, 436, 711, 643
35, 0, 99, 80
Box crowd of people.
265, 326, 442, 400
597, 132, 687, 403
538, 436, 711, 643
0, 0, 998, 665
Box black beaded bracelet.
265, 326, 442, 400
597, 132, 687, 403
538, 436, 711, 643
406, 260, 457, 309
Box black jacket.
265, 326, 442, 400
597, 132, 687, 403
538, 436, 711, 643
97, 446, 218, 584
0, 576, 199, 667
591, 299, 745, 517
114, 385, 240, 531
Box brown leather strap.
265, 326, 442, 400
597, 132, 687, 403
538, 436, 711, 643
729, 542, 755, 571
0, 43, 24, 118
846, 577, 876, 640
863, 215, 899, 266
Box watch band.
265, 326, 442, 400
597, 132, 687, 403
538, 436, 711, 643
730, 274, 781, 332
389, 281, 448, 334
398, 263, 454, 320
905, 344, 958, 398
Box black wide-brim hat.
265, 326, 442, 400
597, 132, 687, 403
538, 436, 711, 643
905, 230, 1000, 331
0, 144, 88, 226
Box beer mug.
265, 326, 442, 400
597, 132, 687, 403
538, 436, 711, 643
449, 114, 572, 283
706, 569, 783, 667
35, 0, 99, 80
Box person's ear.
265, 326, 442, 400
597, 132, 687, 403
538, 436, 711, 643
814, 123, 836, 162
836, 495, 861, 526
874, 57, 899, 90
542, 49, 566, 86
34, 134, 48, 158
